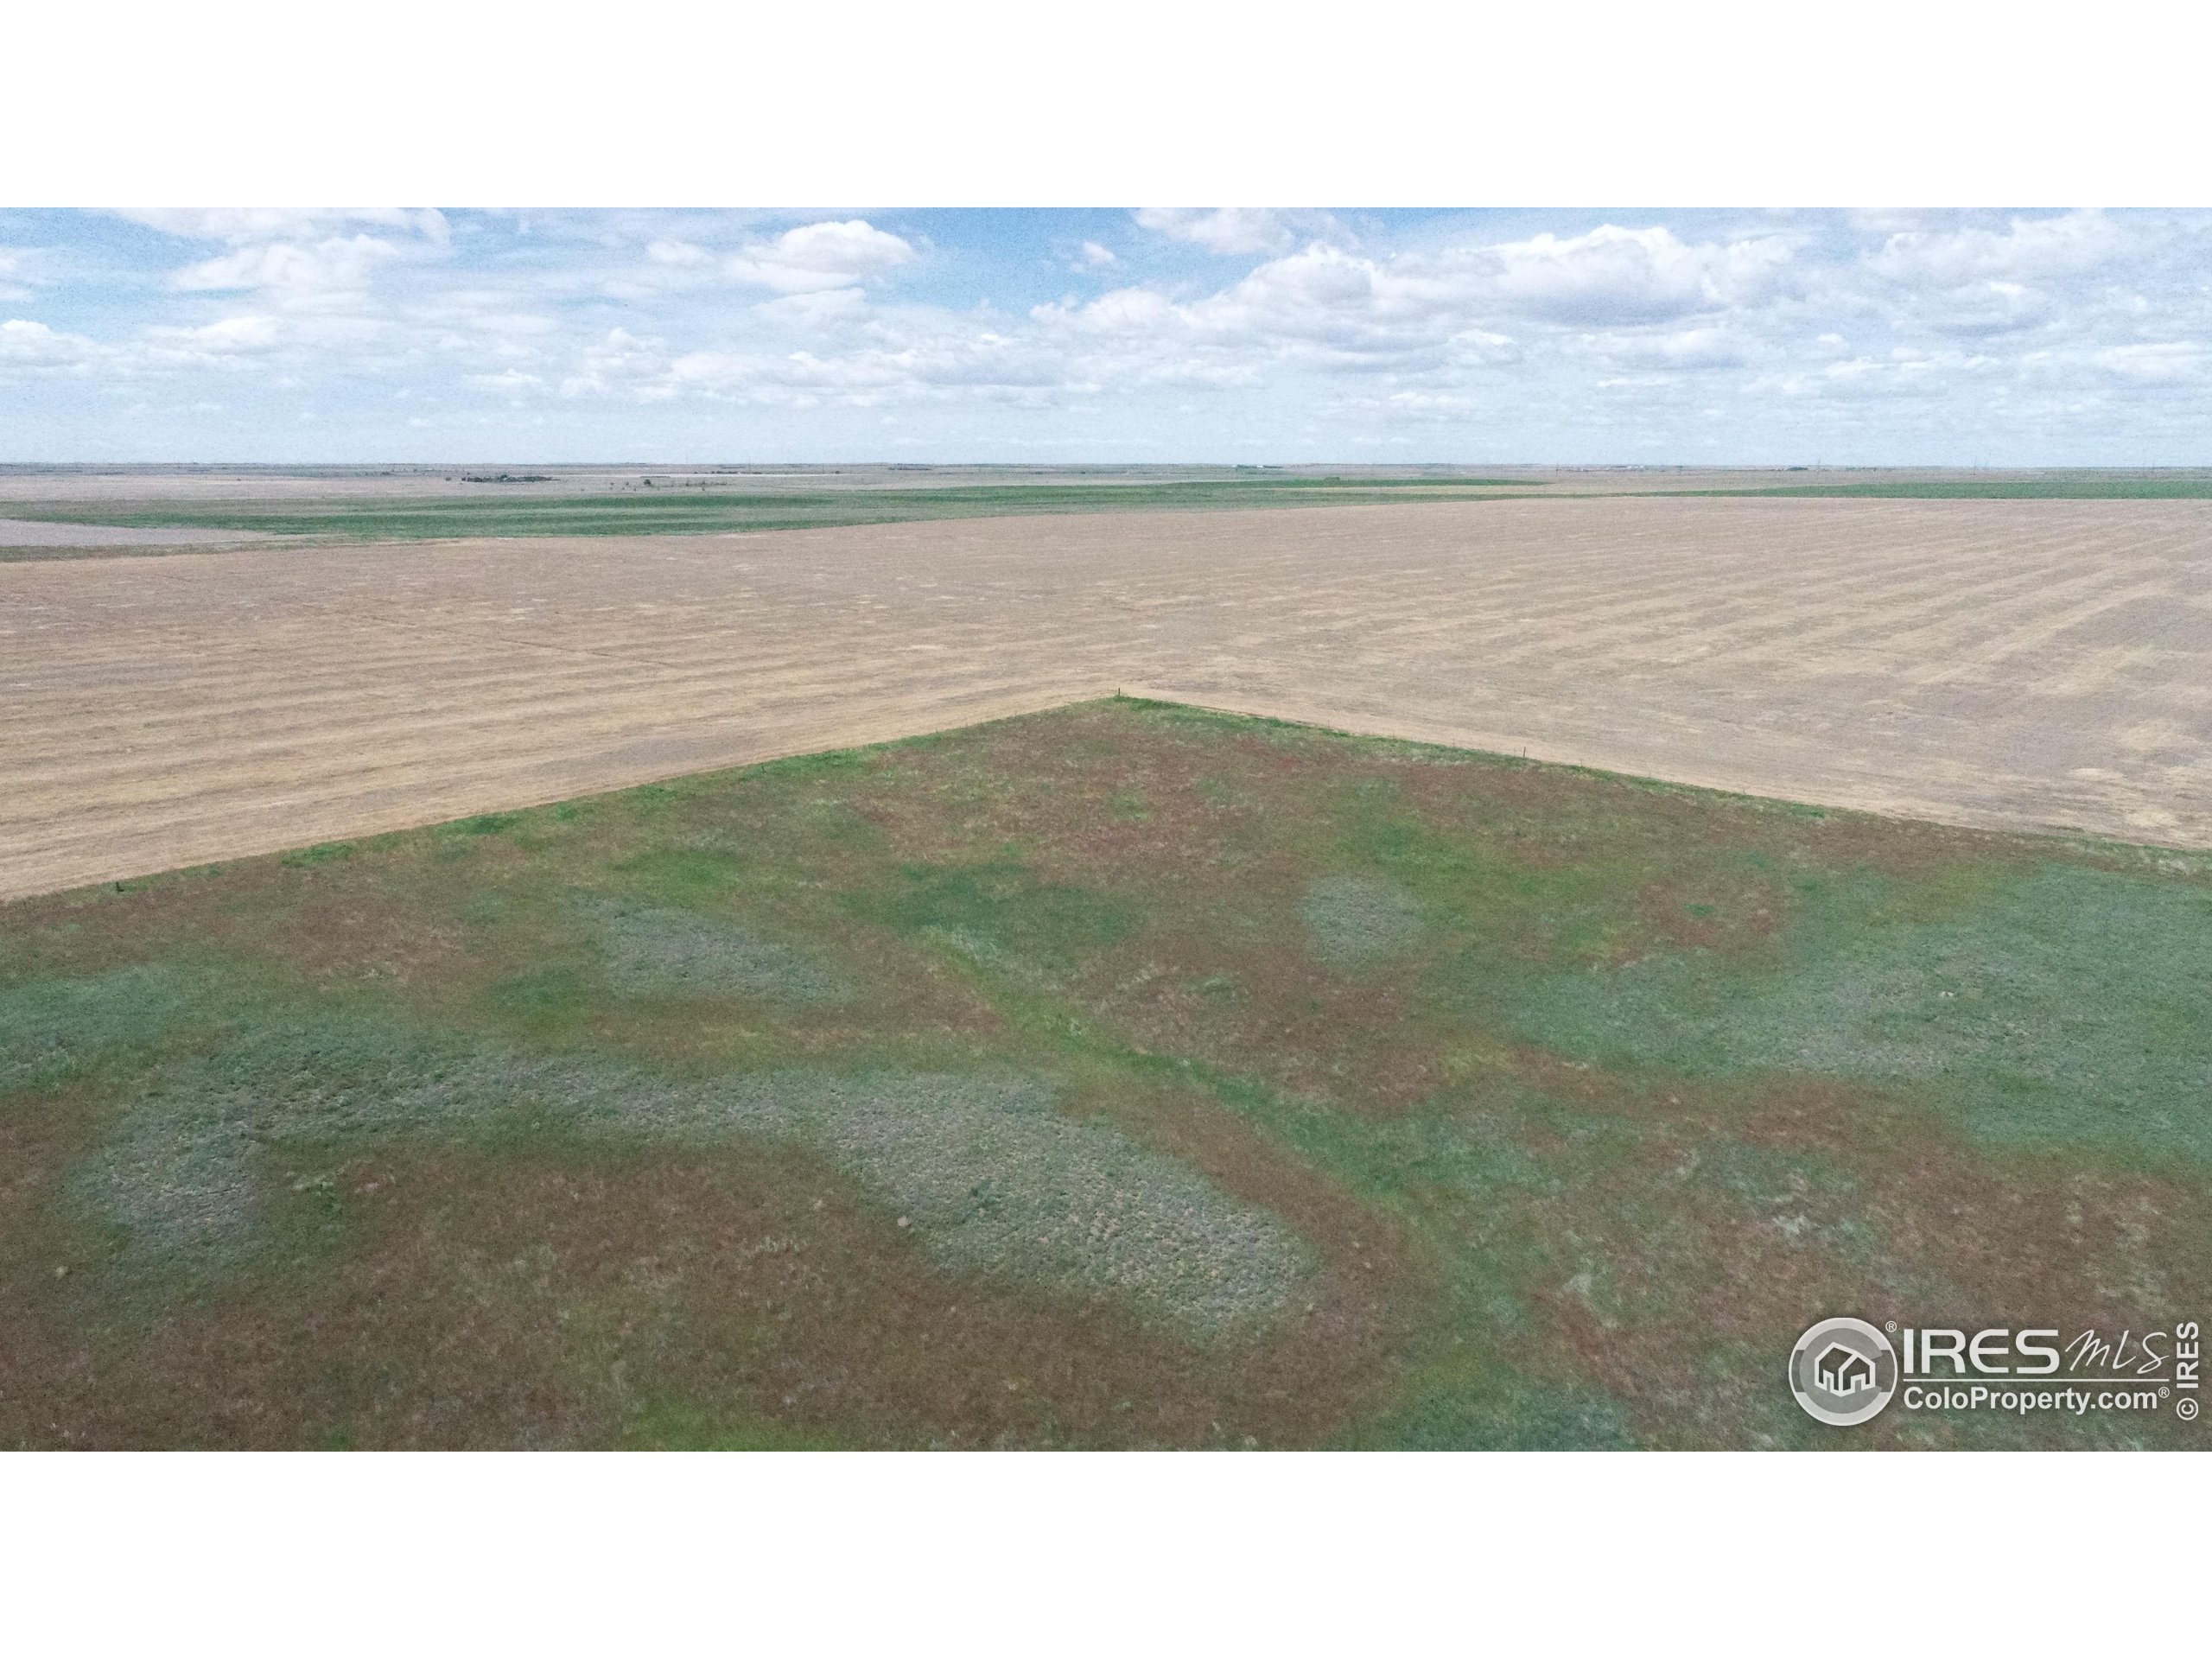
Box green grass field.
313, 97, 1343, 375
1, 476, 1546, 544
11, 472, 2209, 554
1694, 475, 2212, 500
3, 699, 2205, 1448
9, 470, 2209, 554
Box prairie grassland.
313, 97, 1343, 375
3, 700, 2206, 1449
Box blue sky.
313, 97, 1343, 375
3, 207, 2208, 465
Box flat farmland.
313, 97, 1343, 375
4, 494, 2210, 900
8, 699, 2208, 1449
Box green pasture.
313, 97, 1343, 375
0, 475, 1542, 544
3, 699, 2205, 1448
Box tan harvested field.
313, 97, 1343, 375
4, 494, 2210, 900
0, 518, 273, 550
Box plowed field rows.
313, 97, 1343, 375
5, 496, 2209, 899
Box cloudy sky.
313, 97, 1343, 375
3, 207, 2208, 466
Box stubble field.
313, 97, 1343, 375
4, 493, 2210, 903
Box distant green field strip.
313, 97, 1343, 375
1676, 477, 2212, 499
3, 480, 1547, 542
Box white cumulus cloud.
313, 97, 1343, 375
168, 235, 405, 297
1868, 209, 2126, 287
1487, 225, 1802, 325
119, 207, 449, 245
0, 317, 101, 370
723, 219, 918, 294
1135, 208, 1300, 256
141, 315, 283, 359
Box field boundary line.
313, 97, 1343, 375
0, 683, 1119, 904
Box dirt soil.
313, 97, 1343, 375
4, 495, 2209, 899
0, 518, 272, 549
